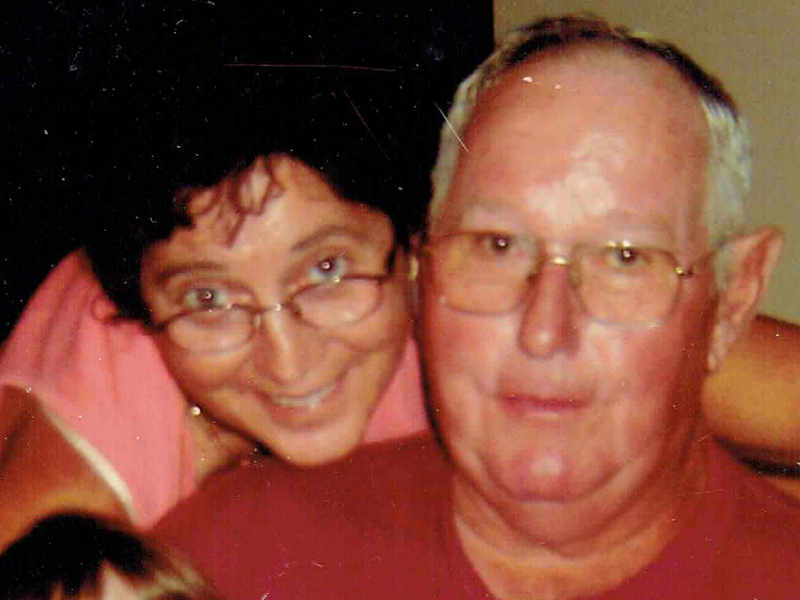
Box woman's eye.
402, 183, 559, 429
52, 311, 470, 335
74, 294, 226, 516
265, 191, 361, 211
309, 255, 349, 284
182, 287, 231, 310
474, 233, 516, 257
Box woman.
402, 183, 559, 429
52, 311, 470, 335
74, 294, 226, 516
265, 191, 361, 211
0, 55, 429, 547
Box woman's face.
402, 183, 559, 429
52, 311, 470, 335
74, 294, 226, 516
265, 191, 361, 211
141, 156, 411, 465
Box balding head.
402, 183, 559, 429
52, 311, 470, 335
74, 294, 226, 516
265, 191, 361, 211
430, 16, 750, 257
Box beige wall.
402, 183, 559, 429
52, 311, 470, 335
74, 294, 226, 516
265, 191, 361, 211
494, 1, 800, 323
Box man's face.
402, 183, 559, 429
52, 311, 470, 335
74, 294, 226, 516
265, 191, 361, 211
420, 50, 717, 508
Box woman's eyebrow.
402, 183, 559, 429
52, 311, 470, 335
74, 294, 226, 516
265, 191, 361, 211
291, 225, 369, 252
152, 261, 227, 284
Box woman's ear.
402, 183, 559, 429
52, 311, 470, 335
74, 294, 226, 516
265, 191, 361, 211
708, 226, 783, 372
407, 233, 422, 319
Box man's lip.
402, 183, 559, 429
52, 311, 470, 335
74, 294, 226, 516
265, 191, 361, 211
501, 393, 587, 414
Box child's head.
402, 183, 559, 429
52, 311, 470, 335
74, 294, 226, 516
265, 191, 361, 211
0, 513, 219, 599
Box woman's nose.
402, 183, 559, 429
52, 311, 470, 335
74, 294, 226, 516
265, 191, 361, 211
248, 311, 321, 386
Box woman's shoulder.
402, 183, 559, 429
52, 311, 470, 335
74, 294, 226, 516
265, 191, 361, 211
156, 433, 444, 537
191, 432, 443, 508
0, 250, 193, 528
151, 434, 448, 596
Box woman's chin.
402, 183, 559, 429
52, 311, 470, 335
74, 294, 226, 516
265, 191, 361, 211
265, 413, 368, 467
251, 383, 374, 466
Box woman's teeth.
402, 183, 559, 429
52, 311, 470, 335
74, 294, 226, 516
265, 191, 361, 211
272, 382, 336, 408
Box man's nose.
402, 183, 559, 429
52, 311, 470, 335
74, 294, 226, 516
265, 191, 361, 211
518, 264, 578, 358
249, 311, 319, 386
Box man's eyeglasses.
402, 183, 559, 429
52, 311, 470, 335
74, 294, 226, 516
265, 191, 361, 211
423, 232, 715, 326
152, 247, 397, 353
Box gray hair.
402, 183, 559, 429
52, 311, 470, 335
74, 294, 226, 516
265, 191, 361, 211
429, 15, 751, 273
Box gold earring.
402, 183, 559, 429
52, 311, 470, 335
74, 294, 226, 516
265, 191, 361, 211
408, 255, 419, 281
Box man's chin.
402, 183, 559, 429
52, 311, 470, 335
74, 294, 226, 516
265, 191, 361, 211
477, 447, 613, 506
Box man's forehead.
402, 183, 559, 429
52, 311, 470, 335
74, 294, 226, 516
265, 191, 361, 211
473, 44, 704, 129
437, 45, 710, 248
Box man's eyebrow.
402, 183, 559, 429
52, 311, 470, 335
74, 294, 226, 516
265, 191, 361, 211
586, 210, 675, 239
152, 261, 227, 284
460, 200, 514, 216
291, 225, 371, 252
448, 201, 676, 242
445, 200, 516, 224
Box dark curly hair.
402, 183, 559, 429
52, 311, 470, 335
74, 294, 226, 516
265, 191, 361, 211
0, 513, 219, 599
80, 5, 435, 321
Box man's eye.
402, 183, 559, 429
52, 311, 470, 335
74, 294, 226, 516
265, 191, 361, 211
608, 246, 647, 269
309, 255, 349, 284
183, 287, 231, 310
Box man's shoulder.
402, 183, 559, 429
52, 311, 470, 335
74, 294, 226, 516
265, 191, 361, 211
707, 442, 800, 595
712, 441, 800, 533
153, 434, 451, 599
163, 432, 444, 521
617, 443, 800, 599
162, 434, 446, 529
221, 432, 444, 503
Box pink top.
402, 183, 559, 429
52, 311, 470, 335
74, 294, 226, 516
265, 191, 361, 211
0, 251, 427, 528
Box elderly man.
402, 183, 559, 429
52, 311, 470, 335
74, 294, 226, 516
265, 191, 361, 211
154, 16, 800, 599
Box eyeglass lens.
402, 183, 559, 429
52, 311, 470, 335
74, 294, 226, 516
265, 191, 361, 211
165, 278, 383, 352
428, 233, 682, 325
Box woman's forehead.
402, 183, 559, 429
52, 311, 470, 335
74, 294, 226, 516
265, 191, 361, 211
146, 188, 394, 277
180, 156, 391, 245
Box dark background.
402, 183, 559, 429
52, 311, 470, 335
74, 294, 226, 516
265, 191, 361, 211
0, 2, 493, 341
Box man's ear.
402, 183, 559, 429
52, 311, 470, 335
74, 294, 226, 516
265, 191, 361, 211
708, 226, 783, 372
